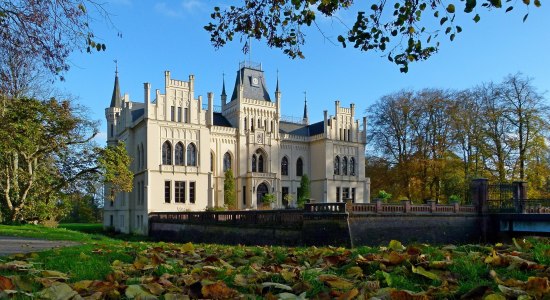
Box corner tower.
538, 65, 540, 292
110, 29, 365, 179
105, 68, 122, 145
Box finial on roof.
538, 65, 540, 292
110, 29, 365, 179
110, 60, 122, 108
221, 72, 227, 97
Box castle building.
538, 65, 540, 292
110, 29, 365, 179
104, 62, 370, 234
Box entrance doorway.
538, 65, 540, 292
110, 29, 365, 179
256, 182, 269, 206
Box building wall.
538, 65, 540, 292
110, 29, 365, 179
104, 64, 370, 233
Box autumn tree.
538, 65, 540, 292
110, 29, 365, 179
499, 73, 548, 181
0, 0, 109, 80
367, 90, 416, 198
223, 169, 236, 209
205, 0, 540, 72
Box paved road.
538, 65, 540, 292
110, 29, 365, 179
0, 236, 79, 256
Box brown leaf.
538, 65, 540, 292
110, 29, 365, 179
390, 290, 429, 300
318, 274, 355, 290
38, 282, 78, 300
525, 277, 549, 297
72, 280, 93, 292
0, 275, 14, 291
337, 288, 359, 300
142, 282, 165, 295
201, 280, 238, 299
387, 251, 406, 265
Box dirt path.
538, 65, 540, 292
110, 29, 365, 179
0, 236, 79, 256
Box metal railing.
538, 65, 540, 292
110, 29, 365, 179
149, 210, 303, 228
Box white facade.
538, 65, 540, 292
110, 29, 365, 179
104, 62, 370, 234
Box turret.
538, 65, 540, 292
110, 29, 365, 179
105, 66, 122, 145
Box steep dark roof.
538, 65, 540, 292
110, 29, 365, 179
230, 66, 271, 102
110, 74, 122, 108
213, 112, 233, 127
131, 108, 144, 121
279, 120, 324, 137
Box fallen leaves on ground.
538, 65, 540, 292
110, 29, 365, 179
0, 238, 548, 299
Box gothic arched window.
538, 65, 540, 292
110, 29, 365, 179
258, 155, 264, 173
281, 156, 288, 176
162, 141, 172, 165
252, 154, 257, 172
223, 152, 232, 172
350, 157, 356, 176
186, 143, 197, 166
342, 156, 348, 175
334, 156, 340, 175
175, 142, 184, 165
296, 157, 303, 176
137, 146, 141, 169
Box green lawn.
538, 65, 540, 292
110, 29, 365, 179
0, 225, 548, 299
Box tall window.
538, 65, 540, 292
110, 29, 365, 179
296, 157, 303, 176
187, 143, 196, 166
140, 144, 145, 169
110, 124, 114, 137
170, 106, 175, 121
334, 156, 340, 175
137, 146, 141, 169
258, 155, 264, 173
175, 142, 184, 165
342, 156, 348, 175
175, 181, 186, 203
210, 152, 214, 172
244, 117, 247, 130
252, 154, 257, 172
281, 157, 288, 176
223, 152, 232, 172
177, 107, 182, 122
164, 181, 171, 203
336, 187, 341, 202
350, 157, 355, 176
162, 141, 172, 165
343, 187, 350, 200
184, 108, 189, 123
189, 182, 196, 203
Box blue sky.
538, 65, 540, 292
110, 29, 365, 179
56, 1, 550, 143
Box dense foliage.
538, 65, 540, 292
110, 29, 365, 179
367, 73, 549, 203
205, 0, 540, 72
0, 98, 132, 223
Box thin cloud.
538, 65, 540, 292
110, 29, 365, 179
181, 0, 204, 12
154, 0, 204, 18
155, 2, 183, 18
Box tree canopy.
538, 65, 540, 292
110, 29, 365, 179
205, 0, 540, 72
0, 97, 132, 223
366, 73, 549, 202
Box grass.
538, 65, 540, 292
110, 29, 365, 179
58, 223, 104, 234
0, 224, 105, 242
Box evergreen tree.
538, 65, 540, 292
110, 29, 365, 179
223, 169, 236, 209
297, 174, 310, 208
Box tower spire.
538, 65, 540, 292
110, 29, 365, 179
303, 91, 309, 125
275, 69, 280, 93
110, 60, 122, 108
221, 72, 227, 97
